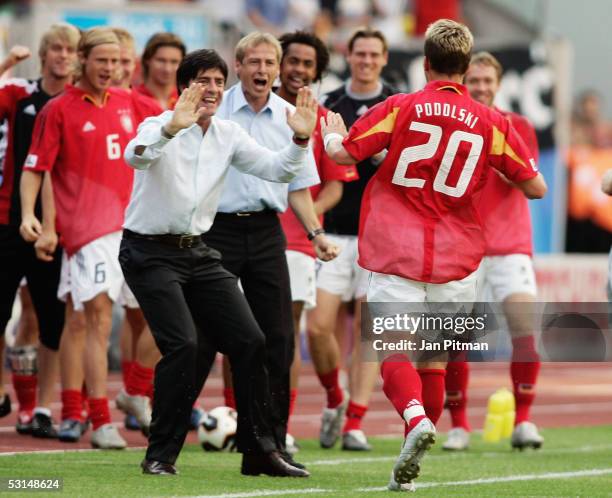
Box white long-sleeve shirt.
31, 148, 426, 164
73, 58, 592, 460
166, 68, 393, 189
123, 111, 308, 235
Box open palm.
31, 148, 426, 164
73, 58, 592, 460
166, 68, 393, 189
286, 87, 318, 138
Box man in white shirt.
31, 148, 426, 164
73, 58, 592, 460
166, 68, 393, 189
121, 49, 316, 478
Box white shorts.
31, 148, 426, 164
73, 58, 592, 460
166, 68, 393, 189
316, 234, 369, 301
286, 250, 316, 310
367, 270, 479, 305
476, 254, 537, 303
58, 231, 138, 311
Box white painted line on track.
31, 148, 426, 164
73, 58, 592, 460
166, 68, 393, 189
186, 488, 329, 498
357, 468, 612, 492
0, 446, 146, 456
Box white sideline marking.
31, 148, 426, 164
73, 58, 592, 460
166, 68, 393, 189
357, 468, 612, 492
304, 444, 612, 466
188, 488, 329, 498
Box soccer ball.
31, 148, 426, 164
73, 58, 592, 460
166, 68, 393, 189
197, 406, 238, 451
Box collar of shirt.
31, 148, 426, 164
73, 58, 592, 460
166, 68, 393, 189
425, 80, 466, 95
215, 83, 319, 213
225, 82, 287, 119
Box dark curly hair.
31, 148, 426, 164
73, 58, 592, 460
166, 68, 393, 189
278, 31, 330, 83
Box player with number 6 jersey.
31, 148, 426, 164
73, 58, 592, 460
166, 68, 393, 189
20, 27, 139, 450
23, 82, 135, 257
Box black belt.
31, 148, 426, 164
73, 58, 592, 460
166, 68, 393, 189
216, 209, 276, 218
123, 229, 200, 249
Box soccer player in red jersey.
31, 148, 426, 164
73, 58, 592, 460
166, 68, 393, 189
134, 32, 185, 111
322, 19, 546, 490
20, 27, 139, 449
308, 28, 395, 453
0, 24, 80, 437
276, 30, 358, 452
443, 52, 544, 452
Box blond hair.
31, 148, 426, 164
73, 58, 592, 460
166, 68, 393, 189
74, 27, 119, 81
38, 23, 80, 60
78, 27, 119, 59
235, 32, 281, 64
424, 19, 473, 76
111, 27, 135, 49
470, 51, 503, 82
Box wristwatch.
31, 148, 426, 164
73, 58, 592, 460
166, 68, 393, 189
307, 228, 325, 241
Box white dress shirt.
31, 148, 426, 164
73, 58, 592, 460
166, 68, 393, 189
123, 111, 308, 235
216, 83, 320, 213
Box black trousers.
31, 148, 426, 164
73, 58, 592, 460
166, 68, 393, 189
202, 211, 294, 449
119, 234, 277, 464
0, 225, 64, 350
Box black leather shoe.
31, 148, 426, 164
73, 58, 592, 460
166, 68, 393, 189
141, 459, 178, 475
241, 451, 310, 477
280, 450, 306, 470
31, 413, 59, 439
0, 394, 11, 418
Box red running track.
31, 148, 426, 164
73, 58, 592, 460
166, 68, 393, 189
0, 362, 610, 453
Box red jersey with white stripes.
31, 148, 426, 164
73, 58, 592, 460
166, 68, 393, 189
342, 80, 538, 283
479, 110, 539, 256
280, 105, 358, 258
24, 85, 136, 256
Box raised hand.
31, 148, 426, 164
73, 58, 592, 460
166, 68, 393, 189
320, 111, 348, 140
286, 86, 318, 138
165, 83, 206, 135
7, 45, 31, 66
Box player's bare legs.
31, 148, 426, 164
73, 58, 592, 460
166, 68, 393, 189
58, 299, 87, 442
503, 292, 543, 449
308, 289, 343, 376
117, 309, 159, 433
343, 296, 376, 450
307, 289, 346, 448
81, 293, 125, 448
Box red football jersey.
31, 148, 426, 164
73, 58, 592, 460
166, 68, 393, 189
280, 105, 358, 258
479, 110, 539, 256
342, 80, 538, 283
133, 83, 178, 110
129, 89, 163, 127
24, 85, 136, 256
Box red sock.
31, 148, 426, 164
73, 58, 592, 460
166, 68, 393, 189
317, 367, 344, 409
511, 336, 540, 424
445, 361, 470, 430
88, 398, 111, 430
121, 360, 134, 388
223, 387, 236, 409
343, 401, 368, 433
126, 362, 154, 397
381, 354, 426, 434
12, 374, 37, 414
61, 389, 83, 422
287, 388, 297, 432
417, 368, 446, 425
289, 389, 297, 417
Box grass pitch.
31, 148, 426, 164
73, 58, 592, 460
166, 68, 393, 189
1, 425, 611, 497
